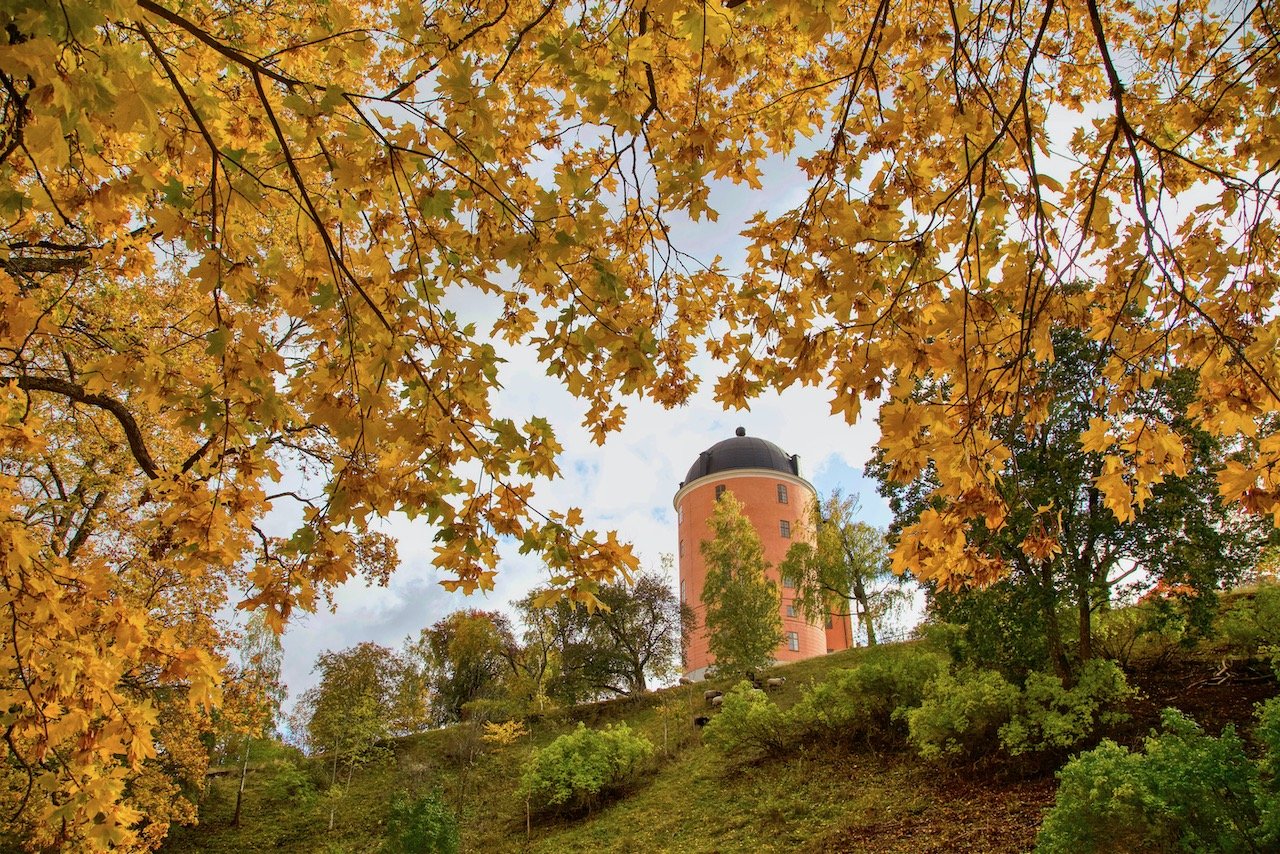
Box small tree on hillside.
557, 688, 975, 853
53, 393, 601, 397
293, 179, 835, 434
700, 493, 783, 677
780, 491, 910, 646
230, 612, 285, 827
517, 562, 690, 701
409, 610, 518, 724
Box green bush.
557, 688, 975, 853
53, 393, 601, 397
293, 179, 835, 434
1094, 602, 1190, 668
999, 659, 1135, 756
1256, 695, 1280, 848
383, 790, 460, 854
519, 722, 653, 814
262, 759, 319, 806
701, 681, 793, 764
790, 650, 947, 747
1036, 708, 1266, 853
1217, 582, 1280, 658
906, 668, 1018, 761
927, 582, 1054, 676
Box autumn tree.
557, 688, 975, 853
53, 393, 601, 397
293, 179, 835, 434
780, 491, 909, 646
299, 642, 426, 756
5, 0, 1280, 846
409, 610, 518, 725
700, 494, 783, 677
871, 330, 1269, 675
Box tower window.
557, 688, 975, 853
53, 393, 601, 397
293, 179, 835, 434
786, 631, 800, 652
825, 616, 834, 629
679, 539, 684, 556
786, 602, 797, 618
715, 484, 726, 500
780, 520, 791, 538
777, 484, 789, 504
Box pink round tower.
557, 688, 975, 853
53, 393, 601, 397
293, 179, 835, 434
674, 428, 853, 679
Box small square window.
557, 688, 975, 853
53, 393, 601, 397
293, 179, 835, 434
786, 603, 797, 618
777, 484, 789, 504
780, 520, 791, 538
783, 575, 794, 589
715, 484, 726, 500
825, 616, 833, 629
786, 631, 800, 652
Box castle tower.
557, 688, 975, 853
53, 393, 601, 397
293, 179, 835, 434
674, 427, 854, 680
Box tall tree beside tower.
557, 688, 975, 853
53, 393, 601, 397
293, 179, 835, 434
781, 491, 909, 646
700, 494, 784, 677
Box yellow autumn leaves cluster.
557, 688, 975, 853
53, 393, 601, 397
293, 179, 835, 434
1, 0, 1278, 848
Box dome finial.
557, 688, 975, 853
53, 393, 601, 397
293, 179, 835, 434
735, 426, 746, 437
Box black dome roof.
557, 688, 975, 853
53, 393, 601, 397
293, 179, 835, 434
682, 428, 801, 486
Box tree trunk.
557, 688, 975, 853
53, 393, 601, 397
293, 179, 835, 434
328, 747, 339, 832
851, 576, 876, 645
1034, 559, 1071, 679
232, 739, 250, 828
1077, 578, 1093, 664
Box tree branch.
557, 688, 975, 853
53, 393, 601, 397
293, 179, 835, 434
12, 376, 160, 479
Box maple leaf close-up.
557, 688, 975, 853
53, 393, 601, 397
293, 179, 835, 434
1, 0, 1278, 849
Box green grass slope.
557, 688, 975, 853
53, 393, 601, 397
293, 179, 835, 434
163, 638, 1275, 854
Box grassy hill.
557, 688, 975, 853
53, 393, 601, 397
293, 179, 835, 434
164, 635, 1278, 854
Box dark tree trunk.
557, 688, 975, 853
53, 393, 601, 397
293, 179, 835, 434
1077, 576, 1093, 664
1035, 559, 1072, 679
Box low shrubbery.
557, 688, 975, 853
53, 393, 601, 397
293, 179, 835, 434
1000, 660, 1135, 757
789, 649, 947, 748
519, 723, 653, 815
701, 650, 1134, 768
1217, 581, 1280, 660
1036, 701, 1280, 853
1093, 602, 1191, 668
262, 759, 320, 806
700, 681, 793, 764
906, 668, 1020, 761
383, 791, 460, 854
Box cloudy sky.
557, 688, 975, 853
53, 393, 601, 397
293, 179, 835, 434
270, 158, 907, 705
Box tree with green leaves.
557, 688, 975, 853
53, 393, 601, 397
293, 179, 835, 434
296, 641, 420, 831
780, 491, 909, 647
517, 565, 690, 701
700, 494, 783, 677
410, 610, 519, 725
871, 330, 1271, 676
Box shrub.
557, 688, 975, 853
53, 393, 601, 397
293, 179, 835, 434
1036, 709, 1265, 853
906, 669, 1018, 761
1218, 582, 1280, 659
790, 650, 947, 747
383, 790, 460, 854
262, 759, 319, 806
701, 681, 793, 764
1093, 602, 1190, 668
519, 723, 653, 814
1256, 695, 1280, 849
999, 659, 1135, 756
